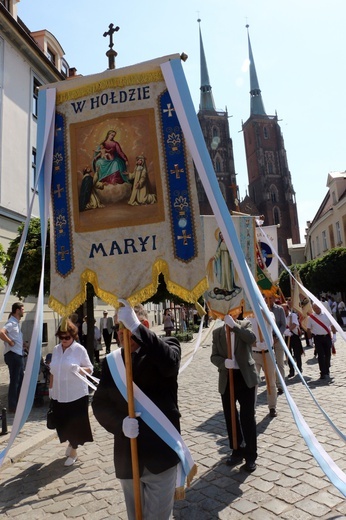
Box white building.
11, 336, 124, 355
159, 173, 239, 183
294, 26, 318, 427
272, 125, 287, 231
0, 4, 161, 355
304, 171, 346, 261
0, 1, 71, 354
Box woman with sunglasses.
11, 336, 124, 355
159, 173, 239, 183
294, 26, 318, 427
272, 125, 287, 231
49, 319, 94, 466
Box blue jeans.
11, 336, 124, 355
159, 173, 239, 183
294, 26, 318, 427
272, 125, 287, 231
4, 351, 24, 411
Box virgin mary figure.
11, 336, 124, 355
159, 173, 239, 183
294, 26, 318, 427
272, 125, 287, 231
93, 129, 131, 185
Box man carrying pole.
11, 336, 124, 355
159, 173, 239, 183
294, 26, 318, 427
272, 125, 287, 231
211, 313, 259, 473
92, 300, 195, 520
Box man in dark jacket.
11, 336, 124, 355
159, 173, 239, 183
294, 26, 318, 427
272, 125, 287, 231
211, 314, 258, 472
92, 300, 181, 520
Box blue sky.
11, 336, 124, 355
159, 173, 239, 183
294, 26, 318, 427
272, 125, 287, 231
18, 0, 346, 242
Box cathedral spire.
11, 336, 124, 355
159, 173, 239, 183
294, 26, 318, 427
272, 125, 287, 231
198, 19, 216, 111
246, 25, 266, 116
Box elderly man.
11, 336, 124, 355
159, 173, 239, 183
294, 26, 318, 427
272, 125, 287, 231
307, 303, 336, 380
211, 314, 258, 472
99, 310, 114, 354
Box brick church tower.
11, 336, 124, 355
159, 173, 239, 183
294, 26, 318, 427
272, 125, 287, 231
196, 20, 238, 215
240, 26, 300, 265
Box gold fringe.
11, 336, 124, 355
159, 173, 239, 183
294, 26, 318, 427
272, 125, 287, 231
48, 263, 208, 315
56, 70, 164, 105
174, 486, 185, 501
174, 463, 198, 501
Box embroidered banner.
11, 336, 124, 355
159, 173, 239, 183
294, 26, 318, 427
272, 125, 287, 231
41, 55, 207, 315
202, 215, 256, 318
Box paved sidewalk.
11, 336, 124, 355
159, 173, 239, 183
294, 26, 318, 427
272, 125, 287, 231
0, 325, 345, 518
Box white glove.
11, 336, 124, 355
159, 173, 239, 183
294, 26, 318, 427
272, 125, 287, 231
332, 334, 336, 344
224, 358, 235, 369
118, 299, 141, 333
284, 329, 292, 337
71, 364, 80, 373
48, 388, 53, 398
122, 416, 140, 438
224, 315, 237, 329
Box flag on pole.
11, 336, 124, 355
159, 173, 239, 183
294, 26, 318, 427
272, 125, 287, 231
202, 215, 256, 318
256, 224, 279, 282
290, 268, 313, 330
39, 55, 207, 315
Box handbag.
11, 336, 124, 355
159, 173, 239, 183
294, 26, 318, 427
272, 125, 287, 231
46, 399, 56, 430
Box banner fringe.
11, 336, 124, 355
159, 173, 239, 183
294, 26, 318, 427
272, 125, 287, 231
48, 261, 208, 316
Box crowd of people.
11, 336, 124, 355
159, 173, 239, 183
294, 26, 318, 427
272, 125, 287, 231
0, 293, 343, 519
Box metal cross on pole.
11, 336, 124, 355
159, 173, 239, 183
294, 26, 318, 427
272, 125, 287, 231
103, 23, 120, 70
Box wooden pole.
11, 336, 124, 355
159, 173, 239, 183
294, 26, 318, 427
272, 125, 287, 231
225, 324, 237, 450
123, 327, 142, 520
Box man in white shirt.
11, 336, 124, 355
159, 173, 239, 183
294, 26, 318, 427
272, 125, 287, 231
99, 311, 114, 354
307, 303, 336, 380
0, 302, 25, 413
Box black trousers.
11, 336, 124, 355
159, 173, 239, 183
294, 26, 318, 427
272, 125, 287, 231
314, 334, 332, 376
221, 369, 257, 463
102, 329, 112, 353
287, 334, 303, 374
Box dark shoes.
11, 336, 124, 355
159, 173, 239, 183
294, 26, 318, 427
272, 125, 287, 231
287, 372, 295, 378
243, 461, 257, 473
277, 388, 283, 396
226, 454, 244, 467
269, 408, 277, 418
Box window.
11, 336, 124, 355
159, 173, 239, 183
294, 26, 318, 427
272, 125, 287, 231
273, 207, 280, 225
316, 236, 320, 256
336, 221, 342, 244
263, 127, 269, 139
322, 230, 327, 250
212, 127, 219, 138
33, 77, 41, 118
215, 159, 221, 172
61, 60, 69, 77
32, 148, 37, 189
0, 0, 11, 10
47, 47, 56, 65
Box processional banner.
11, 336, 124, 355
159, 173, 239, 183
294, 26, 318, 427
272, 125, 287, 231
40, 54, 207, 315
256, 224, 279, 283
201, 215, 256, 318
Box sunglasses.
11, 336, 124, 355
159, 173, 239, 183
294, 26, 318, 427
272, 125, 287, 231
60, 335, 71, 340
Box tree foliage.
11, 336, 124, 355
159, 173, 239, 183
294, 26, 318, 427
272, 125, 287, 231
4, 218, 50, 298
278, 247, 346, 298
0, 242, 7, 290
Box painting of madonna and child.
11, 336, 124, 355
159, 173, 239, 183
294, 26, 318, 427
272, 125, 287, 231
70, 111, 164, 233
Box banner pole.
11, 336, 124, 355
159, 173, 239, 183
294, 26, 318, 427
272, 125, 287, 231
123, 327, 142, 520
225, 324, 237, 450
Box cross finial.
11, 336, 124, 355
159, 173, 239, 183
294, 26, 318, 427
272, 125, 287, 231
103, 23, 120, 70
103, 23, 119, 50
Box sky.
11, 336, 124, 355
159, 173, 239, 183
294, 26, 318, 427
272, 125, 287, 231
17, 0, 346, 242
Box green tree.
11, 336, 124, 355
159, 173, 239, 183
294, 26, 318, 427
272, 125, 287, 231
4, 218, 50, 298
278, 247, 346, 298
0, 242, 8, 290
